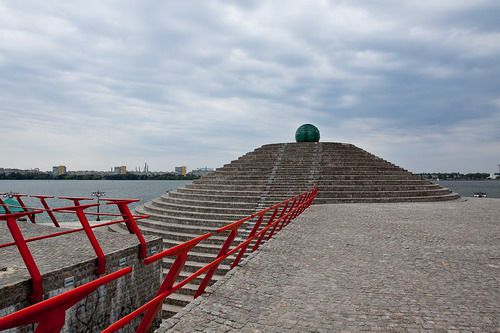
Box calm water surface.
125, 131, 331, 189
0, 180, 191, 222
436, 180, 500, 198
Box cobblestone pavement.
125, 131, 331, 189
159, 198, 500, 332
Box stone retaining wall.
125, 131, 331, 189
0, 222, 162, 332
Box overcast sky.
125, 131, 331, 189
1, 1, 500, 173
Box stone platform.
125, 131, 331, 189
135, 142, 459, 317
160, 198, 500, 332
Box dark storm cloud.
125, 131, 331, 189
1, 0, 499, 172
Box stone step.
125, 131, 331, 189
161, 237, 226, 255
146, 201, 247, 221
137, 206, 237, 226
316, 184, 441, 192
163, 263, 231, 284
192, 179, 268, 186
222, 161, 392, 168
138, 223, 232, 245
168, 192, 261, 203
213, 168, 410, 175
317, 188, 452, 198
220, 164, 400, 171
184, 183, 439, 193
162, 303, 185, 319
313, 193, 460, 204
156, 197, 259, 209
176, 187, 263, 197
150, 199, 256, 215
138, 218, 219, 235
163, 292, 193, 307
195, 179, 306, 186
163, 258, 232, 275
316, 179, 429, 185
171, 282, 200, 297
183, 250, 236, 265
186, 184, 310, 191
206, 171, 417, 179
193, 180, 432, 188
316, 174, 421, 180
174, 269, 224, 285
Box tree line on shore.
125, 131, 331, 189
0, 172, 200, 181
418, 172, 497, 180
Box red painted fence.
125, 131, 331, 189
0, 187, 317, 332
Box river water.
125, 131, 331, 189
436, 180, 500, 198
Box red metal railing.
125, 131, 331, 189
0, 194, 149, 301
0, 187, 317, 333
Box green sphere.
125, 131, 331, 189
295, 124, 320, 142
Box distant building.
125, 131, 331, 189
1, 168, 42, 175
191, 167, 214, 177
52, 165, 67, 176
175, 166, 187, 176
114, 166, 127, 175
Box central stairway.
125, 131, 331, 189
128, 142, 459, 317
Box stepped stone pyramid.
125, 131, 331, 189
130, 141, 458, 317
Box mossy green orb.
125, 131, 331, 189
295, 124, 320, 142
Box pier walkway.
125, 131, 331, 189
159, 198, 500, 332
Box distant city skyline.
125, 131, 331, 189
0, 165, 214, 173
1, 1, 500, 174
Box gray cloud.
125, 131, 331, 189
1, 0, 500, 173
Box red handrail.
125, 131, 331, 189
0, 267, 132, 332
0, 186, 318, 333
0, 195, 151, 301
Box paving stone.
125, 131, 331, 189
159, 198, 500, 332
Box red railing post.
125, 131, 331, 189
251, 207, 278, 252
31, 195, 60, 227
133, 233, 211, 333
195, 223, 242, 298
304, 187, 317, 209
293, 189, 313, 219
136, 252, 187, 333
307, 188, 316, 206
1, 211, 44, 302
103, 199, 148, 259
294, 193, 307, 216
285, 193, 307, 226
266, 201, 289, 240
277, 197, 298, 231
12, 194, 36, 223
231, 213, 265, 268
53, 204, 106, 275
